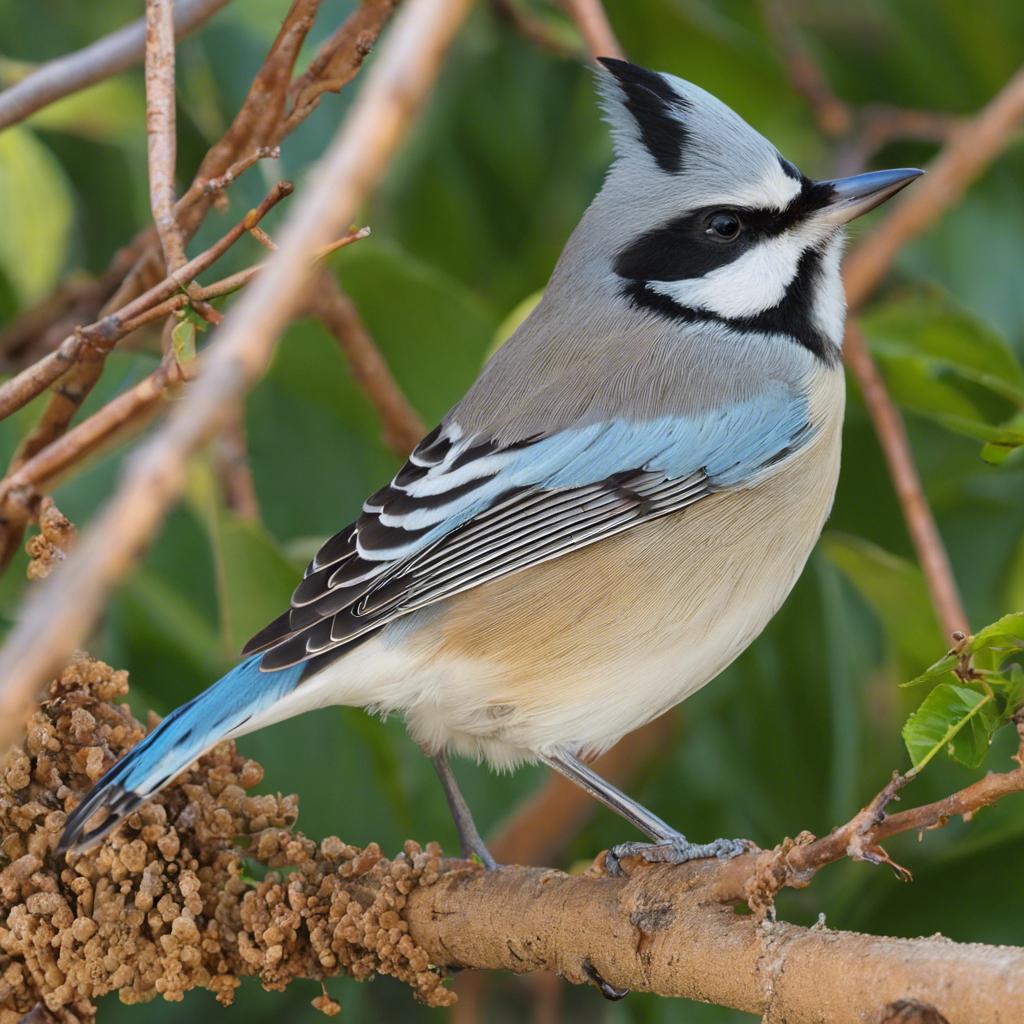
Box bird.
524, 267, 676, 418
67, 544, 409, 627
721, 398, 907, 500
59, 58, 922, 870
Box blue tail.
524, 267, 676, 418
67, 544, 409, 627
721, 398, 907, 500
58, 656, 304, 855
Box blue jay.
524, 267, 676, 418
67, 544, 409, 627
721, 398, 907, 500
59, 59, 921, 870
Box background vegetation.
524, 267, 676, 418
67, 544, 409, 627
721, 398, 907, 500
2, 0, 1024, 1020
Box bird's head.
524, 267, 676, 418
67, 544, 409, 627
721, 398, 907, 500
580, 58, 922, 362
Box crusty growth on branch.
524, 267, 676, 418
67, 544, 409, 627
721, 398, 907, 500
0, 656, 456, 1021
3, 660, 1023, 1023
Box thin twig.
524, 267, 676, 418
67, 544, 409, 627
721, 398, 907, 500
490, 0, 585, 61
0, 0, 232, 133
556, 0, 623, 61
0, 183, 293, 424
0, 0, 475, 750
0, 352, 192, 519
310, 274, 424, 458
759, 0, 852, 136
718, 716, 1024, 912
282, 0, 399, 137
214, 415, 261, 521
843, 322, 969, 637
844, 64, 1024, 310
145, 0, 187, 272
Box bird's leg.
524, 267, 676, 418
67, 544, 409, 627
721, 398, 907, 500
540, 750, 753, 876
430, 750, 498, 869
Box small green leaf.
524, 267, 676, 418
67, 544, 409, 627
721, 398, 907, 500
182, 305, 211, 332
901, 651, 960, 688
172, 319, 197, 366
981, 428, 1024, 464
902, 683, 997, 772
968, 612, 1024, 655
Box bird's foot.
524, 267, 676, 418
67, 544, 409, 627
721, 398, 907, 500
605, 834, 754, 876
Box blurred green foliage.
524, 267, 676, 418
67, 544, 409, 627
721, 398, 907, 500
2, 0, 1024, 1020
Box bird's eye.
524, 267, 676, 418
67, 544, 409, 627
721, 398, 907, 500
705, 211, 742, 241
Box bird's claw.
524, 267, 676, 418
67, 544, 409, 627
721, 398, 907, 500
605, 835, 754, 876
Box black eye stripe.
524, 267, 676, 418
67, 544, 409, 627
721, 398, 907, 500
614, 176, 836, 284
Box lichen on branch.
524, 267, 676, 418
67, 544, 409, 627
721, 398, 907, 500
0, 655, 457, 1022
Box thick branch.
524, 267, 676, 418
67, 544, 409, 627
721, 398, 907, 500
5, 661, 1022, 1024
0, 0, 232, 133
0, 0, 475, 751
406, 862, 1022, 1022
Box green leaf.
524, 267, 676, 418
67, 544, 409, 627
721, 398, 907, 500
0, 126, 74, 305
902, 650, 961, 688
967, 612, 1024, 660
819, 532, 941, 671
863, 292, 1024, 406
902, 683, 998, 772
171, 319, 197, 366
981, 427, 1024, 464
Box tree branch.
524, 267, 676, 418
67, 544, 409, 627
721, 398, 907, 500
844, 64, 1024, 311
4, 661, 1021, 1023
144, 0, 187, 273
556, 0, 624, 61
0, 0, 475, 752
842, 322, 970, 637
309, 274, 424, 459
0, 0, 233, 133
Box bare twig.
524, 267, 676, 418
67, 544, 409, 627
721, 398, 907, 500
310, 275, 424, 458
0, 0, 232, 133
556, 0, 623, 61
0, 352, 192, 521
282, 0, 399, 137
192, 0, 324, 190
835, 106, 964, 178
844, 65, 1024, 310
0, 0, 475, 750
0, 183, 293, 424
843, 322, 969, 637
759, 0, 852, 136
144, 0, 187, 272
490, 0, 585, 61
214, 415, 261, 521
836, 64, 1024, 640
721, 717, 1024, 913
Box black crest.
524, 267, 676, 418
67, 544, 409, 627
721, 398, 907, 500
598, 57, 690, 174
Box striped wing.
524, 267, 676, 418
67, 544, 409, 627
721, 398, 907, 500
243, 389, 813, 672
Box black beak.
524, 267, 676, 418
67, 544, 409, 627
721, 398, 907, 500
818, 167, 924, 224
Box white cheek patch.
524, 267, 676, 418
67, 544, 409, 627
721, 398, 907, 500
649, 221, 832, 320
